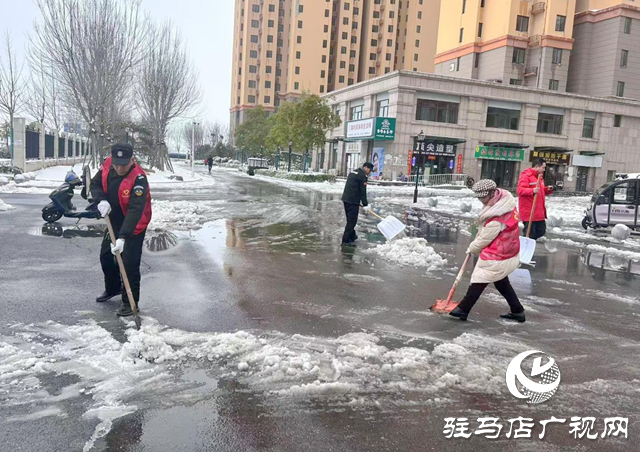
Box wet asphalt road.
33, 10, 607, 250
1, 166, 639, 451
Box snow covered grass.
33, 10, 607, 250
0, 198, 14, 211
364, 237, 447, 271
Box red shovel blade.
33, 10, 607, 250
430, 298, 460, 314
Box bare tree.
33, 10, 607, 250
135, 21, 201, 170
0, 31, 25, 153
181, 120, 204, 154
30, 0, 149, 163
25, 60, 48, 125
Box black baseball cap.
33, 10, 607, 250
363, 162, 374, 170
111, 143, 133, 165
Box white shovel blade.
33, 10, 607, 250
519, 237, 536, 264
377, 216, 406, 240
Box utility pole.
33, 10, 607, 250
414, 130, 426, 204
288, 141, 293, 172
191, 121, 198, 178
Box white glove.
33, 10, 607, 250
466, 247, 475, 255
98, 200, 111, 218
363, 205, 371, 213
110, 238, 125, 255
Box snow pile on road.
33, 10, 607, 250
35, 164, 84, 181
365, 237, 447, 270
545, 237, 640, 261
0, 182, 51, 194
149, 200, 224, 231
0, 198, 14, 211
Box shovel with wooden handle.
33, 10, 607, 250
368, 209, 406, 241
105, 216, 142, 330
430, 253, 472, 313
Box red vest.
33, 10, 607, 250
101, 157, 152, 235
480, 208, 521, 261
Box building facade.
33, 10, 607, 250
230, 0, 443, 139
319, 71, 640, 192
568, 1, 640, 99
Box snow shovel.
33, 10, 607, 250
368, 210, 406, 240
519, 176, 542, 266
105, 216, 142, 330
430, 254, 472, 314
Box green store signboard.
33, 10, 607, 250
475, 146, 525, 161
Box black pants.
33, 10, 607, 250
457, 277, 524, 314
100, 230, 146, 304
522, 221, 546, 240
342, 202, 360, 244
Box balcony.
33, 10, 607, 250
528, 35, 541, 48
524, 66, 538, 77
531, 2, 546, 14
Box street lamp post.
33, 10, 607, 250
276, 147, 281, 170
303, 149, 309, 173
191, 121, 199, 179
288, 141, 293, 172
260, 146, 264, 166
413, 130, 426, 204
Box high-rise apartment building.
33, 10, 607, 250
568, 0, 640, 99
230, 0, 442, 135
435, 0, 577, 91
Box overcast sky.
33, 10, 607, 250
0, 0, 234, 126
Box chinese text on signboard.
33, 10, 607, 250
475, 146, 525, 161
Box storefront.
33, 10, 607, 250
476, 144, 526, 188
344, 117, 396, 179
530, 148, 571, 189
412, 136, 465, 176
572, 152, 604, 192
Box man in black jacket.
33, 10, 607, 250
90, 143, 152, 316
341, 162, 373, 246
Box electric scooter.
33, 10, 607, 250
42, 169, 101, 223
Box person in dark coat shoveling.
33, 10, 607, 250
91, 143, 152, 317
341, 162, 373, 246
449, 179, 526, 322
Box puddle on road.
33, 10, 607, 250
32, 222, 105, 239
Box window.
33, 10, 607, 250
537, 113, 564, 135
516, 16, 529, 32
341, 46, 347, 54
294, 82, 300, 90
389, 11, 395, 19
264, 96, 271, 104
297, 36, 302, 44
343, 17, 349, 25
387, 39, 393, 46
296, 51, 301, 59
474, 53, 480, 68
266, 50, 273, 58
350, 50, 356, 57
248, 95, 256, 103
323, 40, 327, 48
342, 32, 348, 40
252, 5, 260, 13
295, 66, 300, 75
371, 39, 378, 46
369, 67, 376, 74
621, 50, 628, 68
268, 20, 274, 27
624, 17, 632, 34
265, 65, 272, 74
267, 35, 274, 43
549, 79, 559, 91
320, 70, 326, 78
250, 35, 259, 43
377, 99, 389, 117
320, 86, 325, 93
459, 28, 464, 43
415, 39, 420, 47
418, 12, 422, 19
265, 80, 271, 88
612, 181, 636, 204
325, 9, 330, 17
478, 23, 483, 37
349, 64, 355, 72
354, 7, 359, 15
348, 78, 354, 85
322, 55, 326, 63
373, 11, 380, 19
614, 115, 622, 127
298, 20, 303, 28
414, 53, 419, 61
387, 25, 393, 32
339, 75, 345, 83
481, 0, 485, 6
269, 4, 275, 12
249, 65, 257, 73
251, 20, 259, 28
417, 25, 421, 33
350, 104, 363, 120
415, 99, 459, 124
552, 48, 562, 65
462, 0, 466, 14
512, 48, 525, 64
582, 116, 595, 139
248, 80, 257, 88
617, 81, 625, 97
250, 50, 258, 58
344, 2, 350, 10
386, 53, 391, 61
372, 25, 379, 33
486, 107, 520, 130
351, 36, 357, 44
556, 15, 566, 32
340, 61, 346, 69
456, 56, 461, 71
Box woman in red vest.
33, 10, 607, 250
517, 158, 553, 240
450, 180, 526, 322
90, 143, 152, 317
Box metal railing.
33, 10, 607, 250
408, 173, 467, 187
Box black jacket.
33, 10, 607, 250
90, 165, 149, 239
342, 168, 368, 206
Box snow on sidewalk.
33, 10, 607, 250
0, 198, 15, 211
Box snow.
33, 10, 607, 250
35, 164, 84, 181
612, 224, 631, 241
365, 237, 447, 271
149, 200, 224, 231
0, 198, 14, 211
545, 237, 640, 262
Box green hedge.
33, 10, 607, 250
256, 169, 336, 183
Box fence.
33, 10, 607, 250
10, 117, 91, 172
408, 173, 468, 187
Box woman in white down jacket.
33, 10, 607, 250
449, 180, 526, 322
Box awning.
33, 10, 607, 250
418, 136, 466, 145
580, 150, 605, 156
533, 146, 572, 153
484, 142, 529, 149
